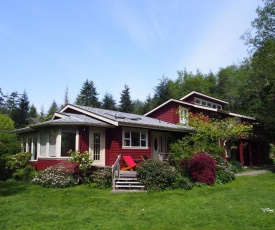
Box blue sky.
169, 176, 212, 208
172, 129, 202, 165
0, 0, 263, 112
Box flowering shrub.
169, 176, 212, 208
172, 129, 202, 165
189, 154, 216, 185
214, 157, 235, 184
136, 159, 176, 190
68, 150, 94, 183
32, 164, 75, 188
68, 150, 93, 172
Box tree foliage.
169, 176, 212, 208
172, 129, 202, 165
101, 92, 116, 111
119, 85, 133, 113
170, 112, 253, 160
75, 79, 101, 107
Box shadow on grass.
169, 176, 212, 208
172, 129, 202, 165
0, 181, 28, 196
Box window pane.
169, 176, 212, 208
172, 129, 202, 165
61, 128, 76, 157
131, 131, 140, 146
93, 133, 100, 160
49, 129, 56, 157
33, 135, 37, 160
40, 131, 47, 157
124, 131, 130, 139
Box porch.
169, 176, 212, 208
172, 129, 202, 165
111, 155, 145, 193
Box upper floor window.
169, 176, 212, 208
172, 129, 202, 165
123, 129, 147, 148
179, 108, 189, 125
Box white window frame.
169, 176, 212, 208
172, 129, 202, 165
122, 128, 148, 149
179, 108, 189, 125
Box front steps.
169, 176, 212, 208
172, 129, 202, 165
112, 171, 145, 193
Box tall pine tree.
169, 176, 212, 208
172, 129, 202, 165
101, 92, 117, 110
119, 85, 133, 113
75, 79, 101, 107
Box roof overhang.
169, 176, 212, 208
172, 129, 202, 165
60, 104, 119, 126
180, 91, 228, 104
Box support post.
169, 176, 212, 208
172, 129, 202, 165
239, 140, 244, 166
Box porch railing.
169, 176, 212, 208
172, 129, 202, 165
112, 154, 121, 189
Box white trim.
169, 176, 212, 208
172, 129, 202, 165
52, 112, 68, 119
144, 99, 193, 116
60, 104, 118, 126
180, 91, 228, 104
229, 112, 256, 120
122, 128, 148, 148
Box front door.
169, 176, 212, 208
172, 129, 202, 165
152, 132, 168, 160
89, 128, 105, 166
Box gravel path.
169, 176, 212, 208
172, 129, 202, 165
235, 168, 274, 176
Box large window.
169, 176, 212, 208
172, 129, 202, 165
179, 108, 189, 125
61, 128, 76, 157
49, 129, 57, 157
40, 130, 47, 157
123, 129, 147, 148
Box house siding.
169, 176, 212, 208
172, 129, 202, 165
147, 102, 179, 124
30, 158, 74, 171
79, 126, 89, 152
105, 127, 152, 166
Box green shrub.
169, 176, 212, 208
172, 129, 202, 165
12, 164, 36, 181
5, 152, 34, 181
136, 159, 177, 191
173, 174, 194, 190
32, 164, 75, 188
230, 160, 243, 173
68, 150, 93, 183
91, 167, 112, 189
215, 157, 235, 184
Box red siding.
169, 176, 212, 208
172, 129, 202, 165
30, 159, 74, 171
79, 126, 89, 152
148, 102, 179, 124
105, 127, 152, 166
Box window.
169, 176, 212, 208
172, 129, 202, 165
93, 133, 100, 160
49, 129, 57, 157
213, 104, 217, 109
40, 130, 47, 157
123, 129, 147, 148
202, 101, 206, 106
195, 99, 200, 104
61, 128, 76, 157
179, 108, 189, 124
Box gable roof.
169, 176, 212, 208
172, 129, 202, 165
180, 91, 228, 105
144, 98, 256, 121
61, 104, 195, 132
15, 104, 195, 133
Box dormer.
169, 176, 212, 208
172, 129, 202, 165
180, 91, 228, 110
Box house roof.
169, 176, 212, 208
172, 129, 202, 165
144, 98, 256, 121
15, 104, 195, 133
60, 104, 195, 132
180, 91, 229, 104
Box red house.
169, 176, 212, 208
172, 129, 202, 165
16, 104, 194, 170
145, 91, 263, 166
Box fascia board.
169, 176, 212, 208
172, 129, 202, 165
60, 104, 118, 126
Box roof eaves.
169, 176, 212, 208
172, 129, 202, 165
180, 91, 229, 104
118, 121, 195, 133
60, 104, 119, 126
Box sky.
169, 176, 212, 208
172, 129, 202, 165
0, 0, 263, 112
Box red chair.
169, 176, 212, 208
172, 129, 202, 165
121, 156, 137, 171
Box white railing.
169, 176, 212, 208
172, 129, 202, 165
112, 154, 121, 189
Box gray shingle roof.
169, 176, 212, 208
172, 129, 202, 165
71, 104, 195, 132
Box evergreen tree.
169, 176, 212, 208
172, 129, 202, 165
29, 104, 38, 118
64, 85, 69, 105
119, 85, 133, 113
143, 94, 154, 114
132, 99, 145, 115
101, 92, 117, 111
12, 91, 30, 128
75, 79, 101, 107
46, 100, 59, 120
153, 76, 173, 106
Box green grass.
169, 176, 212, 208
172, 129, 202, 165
1, 173, 275, 230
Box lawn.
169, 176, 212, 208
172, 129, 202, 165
1, 172, 275, 230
